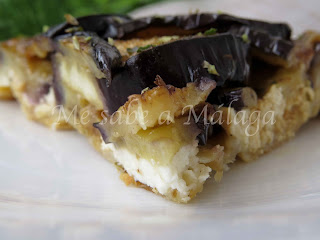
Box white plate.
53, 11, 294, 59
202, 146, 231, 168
1, 1, 320, 239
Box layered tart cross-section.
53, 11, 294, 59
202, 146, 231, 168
1, 12, 320, 202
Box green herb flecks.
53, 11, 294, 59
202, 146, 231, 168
127, 44, 155, 54
42, 25, 49, 33
158, 35, 179, 44
108, 37, 114, 46
203, 60, 220, 76
196, 28, 217, 37
204, 28, 217, 36
84, 36, 92, 42
65, 26, 83, 33
241, 33, 250, 43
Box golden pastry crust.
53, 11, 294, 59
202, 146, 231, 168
0, 37, 71, 130
216, 31, 320, 163
0, 87, 14, 100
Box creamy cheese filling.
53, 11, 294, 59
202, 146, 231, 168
0, 72, 10, 87
101, 141, 212, 202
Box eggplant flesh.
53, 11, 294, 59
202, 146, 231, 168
97, 33, 250, 113
52, 35, 122, 108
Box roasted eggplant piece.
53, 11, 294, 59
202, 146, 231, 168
209, 87, 258, 111
196, 119, 223, 146
45, 12, 291, 40
229, 25, 294, 65
117, 13, 291, 40
116, 13, 293, 62
45, 14, 132, 39
52, 34, 123, 109
45, 13, 293, 63
53, 33, 251, 114
100, 33, 250, 113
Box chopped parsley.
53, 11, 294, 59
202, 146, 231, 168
202, 60, 220, 76
108, 37, 114, 46
65, 26, 83, 33
241, 33, 250, 43
204, 28, 217, 36
158, 35, 179, 44
42, 25, 49, 33
84, 36, 92, 42
127, 44, 154, 54
196, 28, 217, 37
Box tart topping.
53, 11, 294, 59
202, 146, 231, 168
98, 34, 250, 113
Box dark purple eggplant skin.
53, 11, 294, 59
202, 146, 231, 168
208, 87, 258, 111
196, 119, 223, 146
218, 14, 291, 39
97, 33, 250, 114
117, 13, 292, 62
45, 14, 132, 39
229, 25, 293, 60
45, 13, 292, 62
93, 122, 109, 143
48, 13, 293, 112
45, 13, 291, 41
117, 13, 291, 40
91, 36, 122, 86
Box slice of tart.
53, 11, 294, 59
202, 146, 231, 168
1, 13, 320, 202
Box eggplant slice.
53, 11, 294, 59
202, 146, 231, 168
45, 14, 132, 39
95, 33, 250, 113
45, 13, 292, 64
117, 13, 291, 39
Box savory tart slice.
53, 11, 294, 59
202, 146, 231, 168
1, 12, 320, 202
50, 26, 319, 203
